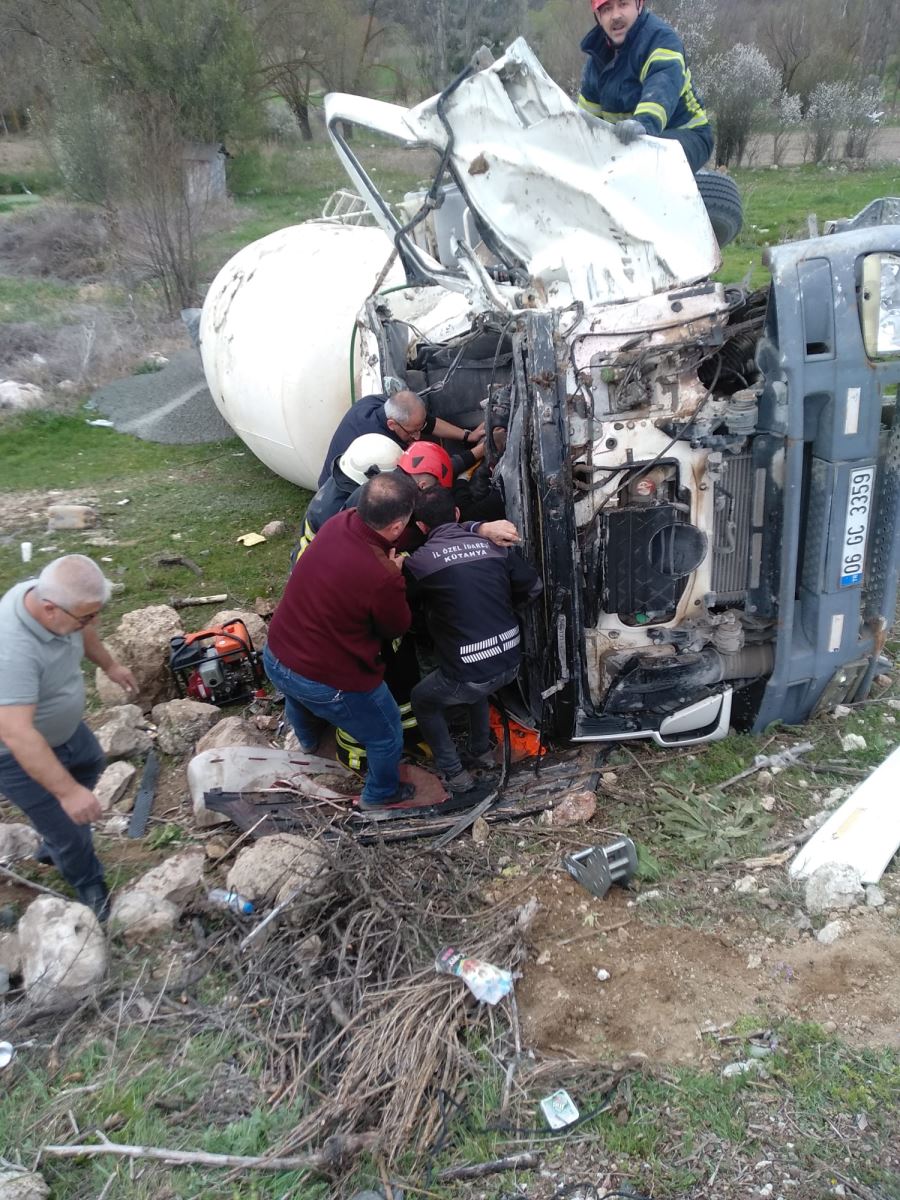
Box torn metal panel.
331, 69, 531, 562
324, 38, 719, 308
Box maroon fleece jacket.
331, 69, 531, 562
267, 509, 411, 692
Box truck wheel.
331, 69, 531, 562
696, 170, 743, 248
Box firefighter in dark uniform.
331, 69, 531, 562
578, 0, 713, 174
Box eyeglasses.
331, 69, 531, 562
51, 602, 102, 627
392, 419, 426, 440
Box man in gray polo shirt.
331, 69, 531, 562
0, 555, 137, 920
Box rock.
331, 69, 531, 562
195, 715, 270, 755
633, 889, 661, 905
0, 930, 21, 977
0, 823, 41, 863
46, 503, 99, 530
18, 897, 107, 1005
817, 919, 847, 945
95, 704, 153, 759
832, 704, 852, 719
208, 608, 268, 653
254, 596, 276, 618
760, 794, 776, 811
103, 815, 130, 835
550, 789, 597, 825
596, 968, 611, 981
600, 771, 618, 787
756, 770, 773, 788
95, 604, 183, 709
874, 673, 892, 688
227, 834, 328, 906
805, 863, 865, 914
746, 953, 762, 970
0, 1168, 50, 1199
152, 698, 221, 756
0, 380, 46, 412
471, 816, 490, 844
261, 520, 286, 538
57, 379, 78, 394
128, 849, 206, 903
840, 733, 867, 752
865, 884, 886, 908
734, 875, 759, 894
109, 891, 180, 939
95, 761, 137, 812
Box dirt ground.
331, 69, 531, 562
517, 867, 900, 1066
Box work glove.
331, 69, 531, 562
613, 119, 646, 145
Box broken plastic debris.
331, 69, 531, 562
116, 498, 131, 506
236, 532, 267, 548
85, 418, 115, 427
435, 947, 513, 1005
596, 968, 611, 981
539, 1088, 580, 1129
0, 1041, 14, 1070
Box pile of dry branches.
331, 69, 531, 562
231, 834, 537, 1165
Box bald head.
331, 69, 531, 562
357, 470, 417, 538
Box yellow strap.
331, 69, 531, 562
634, 100, 668, 129
639, 47, 685, 82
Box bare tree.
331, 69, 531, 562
758, 1, 812, 92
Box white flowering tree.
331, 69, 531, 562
804, 81, 851, 163
773, 90, 803, 167
843, 82, 882, 160
704, 44, 780, 168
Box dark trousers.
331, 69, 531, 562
0, 721, 106, 893
662, 124, 713, 174
411, 665, 519, 777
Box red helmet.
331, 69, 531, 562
398, 442, 453, 488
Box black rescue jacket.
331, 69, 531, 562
404, 522, 543, 684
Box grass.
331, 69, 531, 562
718, 161, 900, 285
0, 410, 307, 625
0, 1024, 332, 1199
0, 276, 80, 324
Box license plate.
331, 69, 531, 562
839, 466, 875, 587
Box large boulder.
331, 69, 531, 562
152, 699, 221, 756
95, 605, 183, 709
18, 897, 107, 1005
195, 715, 270, 755
209, 609, 268, 653
805, 863, 865, 915
94, 705, 153, 759
226, 834, 328, 906
108, 891, 181, 940
0, 823, 41, 863
0, 930, 21, 977
128, 848, 206, 903
108, 848, 206, 939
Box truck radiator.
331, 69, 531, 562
711, 453, 752, 603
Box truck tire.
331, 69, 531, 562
696, 170, 743, 248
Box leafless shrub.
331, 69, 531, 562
0, 202, 109, 281
111, 99, 216, 314
773, 91, 803, 167
705, 44, 780, 168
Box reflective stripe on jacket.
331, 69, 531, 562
578, 10, 709, 136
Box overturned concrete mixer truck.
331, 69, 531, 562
199, 38, 900, 749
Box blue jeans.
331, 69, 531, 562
263, 645, 403, 804
0, 721, 106, 893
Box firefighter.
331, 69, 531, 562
578, 0, 713, 174
293, 433, 404, 564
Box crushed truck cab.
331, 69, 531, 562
200, 40, 900, 747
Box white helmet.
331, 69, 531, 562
338, 433, 404, 486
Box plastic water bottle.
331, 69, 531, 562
207, 888, 254, 914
